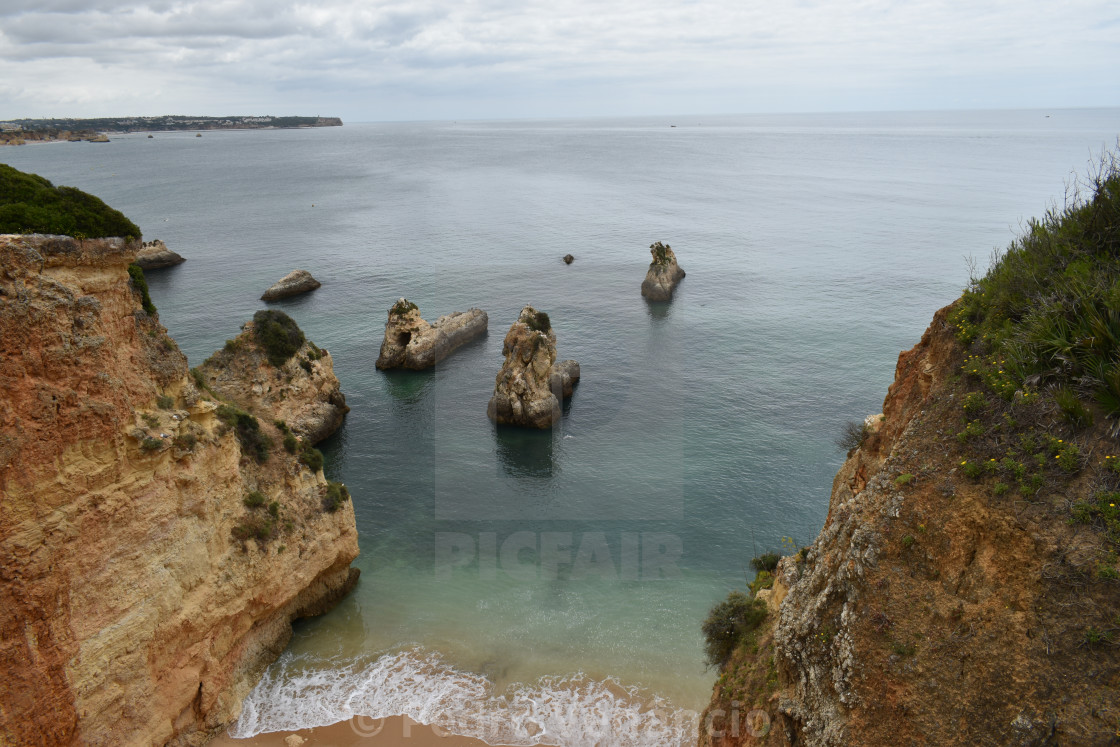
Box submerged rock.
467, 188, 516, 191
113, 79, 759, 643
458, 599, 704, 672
261, 269, 321, 301
563, 254, 575, 264
375, 298, 488, 370
487, 306, 579, 429
134, 239, 185, 269
640, 241, 686, 301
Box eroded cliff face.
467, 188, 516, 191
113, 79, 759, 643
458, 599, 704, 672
0, 235, 359, 746
701, 304, 1120, 746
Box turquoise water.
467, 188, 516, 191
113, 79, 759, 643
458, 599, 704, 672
5, 109, 1118, 744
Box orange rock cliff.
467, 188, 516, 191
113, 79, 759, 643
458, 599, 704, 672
700, 303, 1120, 746
0, 235, 359, 745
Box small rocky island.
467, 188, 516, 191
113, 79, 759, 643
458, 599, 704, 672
134, 239, 185, 269
487, 306, 580, 429
261, 269, 321, 301
375, 299, 488, 370
641, 241, 686, 300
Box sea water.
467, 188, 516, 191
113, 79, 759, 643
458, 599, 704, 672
5, 109, 1117, 744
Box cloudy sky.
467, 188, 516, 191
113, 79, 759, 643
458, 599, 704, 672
1, 0, 1117, 121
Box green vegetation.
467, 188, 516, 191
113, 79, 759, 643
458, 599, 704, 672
523, 309, 552, 333
390, 298, 418, 317
243, 490, 266, 508
895, 473, 914, 486
750, 553, 780, 573
140, 436, 163, 452
275, 420, 299, 454
0, 163, 141, 238
232, 515, 275, 543
701, 591, 768, 669
948, 152, 1120, 422
650, 241, 673, 265
252, 309, 305, 367
127, 263, 157, 316
156, 395, 174, 410
299, 441, 324, 472
215, 404, 271, 463
173, 432, 197, 451
323, 481, 351, 512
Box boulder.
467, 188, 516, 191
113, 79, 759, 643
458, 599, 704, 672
563, 254, 574, 264
375, 299, 488, 370
640, 241, 686, 301
487, 306, 579, 429
261, 269, 321, 301
134, 239, 185, 269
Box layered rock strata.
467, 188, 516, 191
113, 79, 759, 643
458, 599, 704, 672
487, 306, 579, 428
374, 299, 488, 370
0, 235, 359, 746
641, 241, 686, 301
135, 239, 186, 269
261, 270, 320, 301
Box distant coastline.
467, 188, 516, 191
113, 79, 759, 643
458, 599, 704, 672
0, 115, 342, 145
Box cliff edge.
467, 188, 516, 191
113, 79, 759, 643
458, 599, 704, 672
700, 160, 1120, 746
0, 235, 359, 746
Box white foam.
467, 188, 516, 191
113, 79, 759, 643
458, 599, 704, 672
230, 647, 698, 746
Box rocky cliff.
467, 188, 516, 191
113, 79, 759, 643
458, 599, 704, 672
487, 306, 579, 429
699, 301, 1120, 746
0, 235, 359, 746
374, 298, 488, 370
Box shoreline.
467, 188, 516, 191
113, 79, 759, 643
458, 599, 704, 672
211, 716, 524, 747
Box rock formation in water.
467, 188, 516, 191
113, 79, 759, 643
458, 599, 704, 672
641, 241, 686, 301
375, 298, 488, 370
487, 306, 579, 428
563, 254, 574, 265
135, 239, 186, 269
198, 310, 350, 445
0, 235, 359, 746
261, 269, 321, 301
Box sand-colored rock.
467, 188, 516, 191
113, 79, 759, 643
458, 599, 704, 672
641, 241, 686, 301
261, 270, 321, 301
0, 235, 358, 747
374, 299, 488, 370
199, 318, 349, 445
136, 239, 186, 269
487, 307, 579, 429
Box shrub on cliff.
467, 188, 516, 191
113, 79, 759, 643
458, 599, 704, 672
252, 309, 305, 368
127, 263, 157, 315
0, 163, 141, 238
949, 150, 1120, 424
216, 404, 271, 463
702, 591, 767, 669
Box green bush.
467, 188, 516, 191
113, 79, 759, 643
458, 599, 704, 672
283, 433, 298, 454
127, 263, 157, 315
947, 152, 1120, 419
390, 298, 418, 317
299, 441, 323, 472
750, 553, 780, 573
523, 309, 552, 333
701, 591, 768, 669
232, 516, 274, 543
0, 163, 141, 238
243, 490, 266, 508
252, 310, 305, 367
895, 473, 914, 486
1054, 387, 1093, 428
140, 436, 163, 452
173, 432, 197, 451
156, 395, 174, 410
216, 404, 271, 463
835, 419, 869, 453
961, 392, 987, 414
323, 481, 351, 512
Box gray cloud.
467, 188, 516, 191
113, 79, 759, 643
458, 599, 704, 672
0, 0, 1116, 119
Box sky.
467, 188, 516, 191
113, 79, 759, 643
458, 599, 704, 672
1, 0, 1117, 121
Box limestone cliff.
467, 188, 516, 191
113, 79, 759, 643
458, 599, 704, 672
374, 298, 487, 370
487, 306, 579, 429
0, 235, 359, 746
198, 314, 349, 445
641, 241, 686, 301
699, 303, 1120, 746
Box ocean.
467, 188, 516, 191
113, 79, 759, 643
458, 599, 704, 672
4, 109, 1117, 745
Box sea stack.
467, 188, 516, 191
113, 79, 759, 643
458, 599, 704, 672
134, 239, 185, 269
487, 306, 580, 429
375, 299, 488, 370
261, 269, 321, 301
640, 241, 686, 301
563, 254, 575, 264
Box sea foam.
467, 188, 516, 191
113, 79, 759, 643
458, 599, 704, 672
229, 647, 698, 746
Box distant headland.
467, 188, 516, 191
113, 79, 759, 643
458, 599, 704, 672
0, 115, 342, 145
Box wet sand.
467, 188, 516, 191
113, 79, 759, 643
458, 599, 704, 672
210, 716, 525, 747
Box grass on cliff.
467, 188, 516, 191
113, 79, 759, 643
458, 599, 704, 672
948, 150, 1120, 426
0, 163, 141, 238
215, 404, 272, 463
253, 309, 305, 368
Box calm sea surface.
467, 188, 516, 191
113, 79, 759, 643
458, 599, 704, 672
5, 109, 1118, 744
